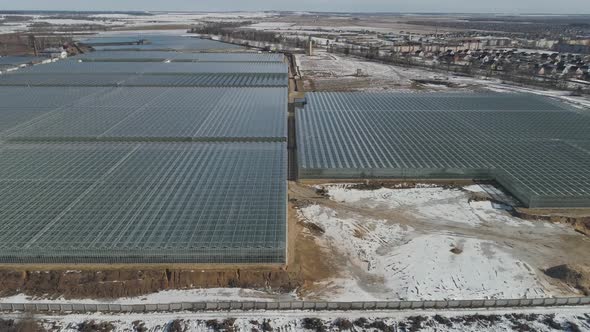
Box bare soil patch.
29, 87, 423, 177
544, 264, 590, 295
515, 208, 590, 236
0, 268, 301, 299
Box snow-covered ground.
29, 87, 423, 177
0, 288, 296, 305
108, 12, 269, 26
297, 49, 590, 109
299, 202, 545, 300
31, 18, 120, 26
3, 306, 590, 332
246, 22, 296, 30
324, 185, 531, 228
297, 50, 474, 92
0, 22, 28, 34
296, 183, 580, 302
247, 22, 409, 34
380, 234, 546, 299
0, 14, 122, 32
0, 12, 276, 34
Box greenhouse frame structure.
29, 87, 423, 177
0, 42, 289, 264
297, 92, 590, 209
0, 142, 287, 264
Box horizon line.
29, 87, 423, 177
1, 9, 590, 15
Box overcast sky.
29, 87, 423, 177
0, 0, 588, 14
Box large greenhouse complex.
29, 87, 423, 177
297, 92, 590, 209
0, 37, 288, 264
1, 33, 589, 265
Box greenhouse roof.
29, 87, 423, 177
0, 73, 288, 87
1, 87, 287, 141
297, 92, 590, 208
0, 142, 287, 263
15, 61, 288, 74
75, 51, 285, 63
0, 46, 289, 264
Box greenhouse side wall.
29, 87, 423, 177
0, 247, 286, 264
528, 196, 590, 209
298, 167, 494, 181
299, 166, 590, 209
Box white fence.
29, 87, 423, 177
1, 297, 590, 313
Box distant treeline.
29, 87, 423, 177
190, 21, 286, 44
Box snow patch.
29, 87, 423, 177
320, 184, 532, 227
464, 184, 487, 193
299, 204, 410, 273
0, 288, 290, 305
382, 234, 548, 300
298, 203, 548, 301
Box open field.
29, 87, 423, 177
291, 182, 590, 301
245, 14, 462, 34
0, 12, 275, 35
297, 50, 454, 92
297, 49, 590, 109
1, 12, 454, 36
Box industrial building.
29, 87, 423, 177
297, 92, 590, 208
0, 37, 288, 264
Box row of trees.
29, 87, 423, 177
190, 22, 285, 44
